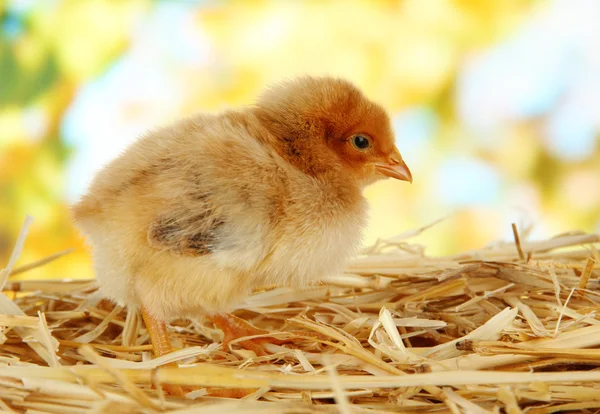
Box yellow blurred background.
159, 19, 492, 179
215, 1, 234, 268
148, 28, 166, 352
1, 0, 599, 281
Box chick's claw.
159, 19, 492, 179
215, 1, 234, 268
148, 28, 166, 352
161, 384, 249, 399
206, 387, 256, 398
160, 383, 187, 398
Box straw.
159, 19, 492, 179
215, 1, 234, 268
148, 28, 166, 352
1, 218, 599, 412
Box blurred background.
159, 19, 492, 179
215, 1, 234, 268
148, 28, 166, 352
1, 0, 599, 281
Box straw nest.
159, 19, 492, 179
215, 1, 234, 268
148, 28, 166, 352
1, 217, 600, 414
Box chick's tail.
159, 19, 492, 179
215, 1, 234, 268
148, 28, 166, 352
71, 194, 102, 224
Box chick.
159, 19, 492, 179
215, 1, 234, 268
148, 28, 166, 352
72, 76, 412, 364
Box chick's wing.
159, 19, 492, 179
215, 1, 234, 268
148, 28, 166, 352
147, 194, 224, 257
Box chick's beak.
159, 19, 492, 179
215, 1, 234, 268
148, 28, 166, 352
375, 150, 413, 183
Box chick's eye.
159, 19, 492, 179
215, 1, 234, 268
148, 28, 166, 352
351, 135, 372, 151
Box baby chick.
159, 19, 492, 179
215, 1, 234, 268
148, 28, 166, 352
72, 76, 412, 366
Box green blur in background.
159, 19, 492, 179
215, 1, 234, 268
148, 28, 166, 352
1, 0, 599, 281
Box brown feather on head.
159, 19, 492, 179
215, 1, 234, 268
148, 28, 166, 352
253, 76, 412, 186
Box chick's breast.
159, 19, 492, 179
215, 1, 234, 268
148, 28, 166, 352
73, 112, 366, 320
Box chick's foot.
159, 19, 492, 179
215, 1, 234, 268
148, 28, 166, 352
210, 313, 273, 356
211, 313, 323, 356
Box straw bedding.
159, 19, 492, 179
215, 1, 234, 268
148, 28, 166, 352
1, 217, 600, 413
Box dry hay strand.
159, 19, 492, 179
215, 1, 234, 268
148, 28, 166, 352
1, 217, 600, 413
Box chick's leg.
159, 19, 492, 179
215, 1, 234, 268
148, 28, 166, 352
141, 306, 186, 397
141, 307, 175, 357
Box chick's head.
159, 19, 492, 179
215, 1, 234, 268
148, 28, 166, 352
254, 76, 412, 187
